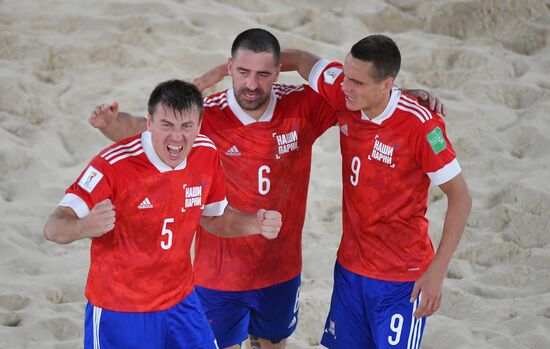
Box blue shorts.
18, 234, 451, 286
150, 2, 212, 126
84, 290, 218, 349
195, 275, 301, 348
321, 262, 426, 349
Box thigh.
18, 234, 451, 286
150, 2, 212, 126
320, 263, 374, 349
196, 286, 251, 348
248, 274, 301, 342
84, 302, 165, 349
166, 291, 219, 349
368, 282, 426, 349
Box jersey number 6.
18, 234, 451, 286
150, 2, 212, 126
258, 165, 271, 195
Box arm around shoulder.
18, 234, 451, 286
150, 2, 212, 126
280, 49, 321, 82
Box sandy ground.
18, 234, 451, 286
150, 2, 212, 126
1, 0, 549, 348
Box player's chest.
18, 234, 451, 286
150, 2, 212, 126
339, 121, 415, 171
208, 118, 315, 161
114, 169, 213, 219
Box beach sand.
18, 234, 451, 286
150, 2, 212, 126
1, 0, 549, 348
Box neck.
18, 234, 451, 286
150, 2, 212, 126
361, 90, 392, 120
245, 96, 271, 121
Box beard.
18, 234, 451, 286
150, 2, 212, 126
234, 88, 268, 111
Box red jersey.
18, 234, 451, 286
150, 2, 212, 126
193, 84, 336, 290
59, 132, 227, 312
309, 60, 462, 281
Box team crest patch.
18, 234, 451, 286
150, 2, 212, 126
78, 166, 103, 193
323, 67, 342, 85
426, 127, 447, 154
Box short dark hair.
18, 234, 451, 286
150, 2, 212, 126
231, 28, 280, 66
350, 35, 401, 81
147, 79, 204, 120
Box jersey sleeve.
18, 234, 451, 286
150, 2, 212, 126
308, 59, 347, 111
413, 116, 462, 185
59, 156, 113, 218
202, 152, 228, 216
303, 85, 337, 137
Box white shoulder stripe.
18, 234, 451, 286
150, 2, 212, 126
196, 134, 214, 143
109, 149, 145, 165
101, 138, 141, 158
396, 104, 426, 123
401, 95, 433, 120
203, 93, 227, 104
192, 142, 217, 150
103, 143, 143, 161
204, 97, 227, 107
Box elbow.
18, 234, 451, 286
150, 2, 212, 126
43, 222, 69, 245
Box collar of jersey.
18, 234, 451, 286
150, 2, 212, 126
141, 131, 187, 173
360, 87, 401, 125
226, 88, 277, 125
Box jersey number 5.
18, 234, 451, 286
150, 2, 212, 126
258, 165, 271, 195
161, 218, 174, 250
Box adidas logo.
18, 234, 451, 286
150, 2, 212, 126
340, 124, 348, 136
138, 197, 153, 209
224, 145, 241, 156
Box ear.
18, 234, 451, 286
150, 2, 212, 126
227, 58, 233, 77
273, 63, 282, 82
384, 77, 395, 91
146, 113, 153, 131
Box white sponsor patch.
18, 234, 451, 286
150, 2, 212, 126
323, 67, 342, 85
78, 166, 103, 193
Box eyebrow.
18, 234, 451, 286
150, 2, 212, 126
237, 67, 272, 75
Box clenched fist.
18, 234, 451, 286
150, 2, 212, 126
256, 209, 282, 240
80, 199, 116, 238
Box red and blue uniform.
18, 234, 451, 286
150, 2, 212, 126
308, 59, 462, 349
59, 131, 226, 349
194, 84, 336, 347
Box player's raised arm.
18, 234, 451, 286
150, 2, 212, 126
89, 102, 147, 142
200, 206, 282, 240
410, 173, 472, 318
281, 49, 446, 115
43, 199, 116, 245
192, 64, 228, 92
280, 49, 320, 81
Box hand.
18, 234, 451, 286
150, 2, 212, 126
89, 102, 119, 129
192, 64, 227, 92
80, 199, 116, 238
406, 89, 446, 116
410, 266, 445, 319
256, 209, 282, 240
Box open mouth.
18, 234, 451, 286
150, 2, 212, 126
167, 144, 183, 156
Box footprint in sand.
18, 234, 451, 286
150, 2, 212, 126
0, 294, 29, 327
426, 0, 548, 55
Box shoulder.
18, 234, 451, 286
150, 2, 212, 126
97, 134, 144, 167
192, 134, 217, 151
203, 90, 228, 110
395, 93, 444, 129
273, 83, 306, 99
